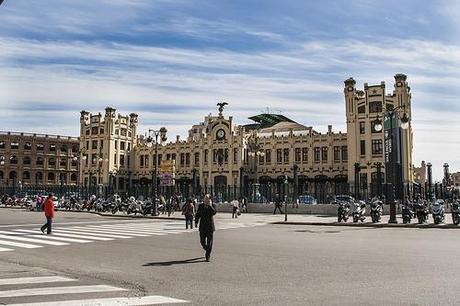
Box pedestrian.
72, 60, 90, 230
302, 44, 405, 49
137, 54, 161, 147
195, 194, 216, 262
273, 197, 283, 214
232, 200, 239, 219
182, 198, 195, 229
40, 193, 55, 235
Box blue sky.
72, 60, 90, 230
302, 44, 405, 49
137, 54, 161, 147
0, 0, 459, 179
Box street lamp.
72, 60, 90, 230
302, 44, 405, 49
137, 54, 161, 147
146, 127, 167, 215
373, 106, 409, 224
247, 133, 264, 203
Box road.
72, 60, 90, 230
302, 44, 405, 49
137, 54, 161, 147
0, 208, 459, 305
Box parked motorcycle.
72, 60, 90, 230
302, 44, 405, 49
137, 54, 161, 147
352, 201, 366, 223
369, 197, 383, 223
415, 199, 429, 224
401, 201, 413, 224
337, 201, 350, 223
431, 199, 445, 225
126, 197, 142, 215
451, 199, 460, 225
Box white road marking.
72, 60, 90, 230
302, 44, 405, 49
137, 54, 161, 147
0, 276, 76, 286
0, 239, 41, 249
70, 227, 150, 236
90, 225, 165, 233
25, 235, 90, 244
0, 246, 13, 252
56, 228, 133, 239
0, 233, 67, 246
4, 295, 189, 305
35, 231, 113, 241
0, 284, 126, 298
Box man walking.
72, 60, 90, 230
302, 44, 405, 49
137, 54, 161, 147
40, 193, 55, 234
195, 194, 216, 262
273, 196, 283, 214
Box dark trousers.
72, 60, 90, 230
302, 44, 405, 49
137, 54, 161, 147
199, 231, 213, 258
40, 217, 52, 234
185, 215, 193, 229
232, 206, 238, 218
273, 205, 283, 214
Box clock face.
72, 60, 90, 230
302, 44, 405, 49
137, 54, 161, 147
397, 82, 402, 87
347, 86, 353, 92
216, 129, 225, 140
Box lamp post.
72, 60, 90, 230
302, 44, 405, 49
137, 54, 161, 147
146, 127, 167, 216
247, 133, 264, 203
373, 106, 410, 224
354, 162, 360, 200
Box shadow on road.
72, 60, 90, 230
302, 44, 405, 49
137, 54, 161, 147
143, 257, 206, 267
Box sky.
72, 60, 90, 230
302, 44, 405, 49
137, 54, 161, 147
0, 0, 459, 180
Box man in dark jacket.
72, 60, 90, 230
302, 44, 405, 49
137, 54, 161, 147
195, 194, 216, 262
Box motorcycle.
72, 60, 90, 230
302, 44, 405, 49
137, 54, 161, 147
369, 197, 383, 223
415, 199, 429, 224
401, 201, 413, 224
126, 197, 142, 215
352, 201, 366, 223
431, 199, 445, 225
337, 201, 350, 223
451, 200, 460, 225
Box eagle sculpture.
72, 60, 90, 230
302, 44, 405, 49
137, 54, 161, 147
217, 102, 228, 116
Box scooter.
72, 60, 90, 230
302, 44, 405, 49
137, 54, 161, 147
431, 199, 445, 225
451, 199, 460, 225
337, 201, 350, 223
369, 197, 383, 223
401, 201, 413, 224
352, 201, 366, 223
415, 199, 429, 224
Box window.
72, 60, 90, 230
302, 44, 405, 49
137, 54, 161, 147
369, 101, 382, 113
100, 128, 104, 134
120, 155, 125, 166
60, 159, 67, 169
204, 150, 208, 163
48, 157, 56, 167
91, 127, 99, 135
121, 128, 127, 136
334, 146, 341, 161
114, 154, 117, 165
360, 140, 366, 156
24, 142, 32, 150
11, 142, 19, 149
359, 122, 365, 134
145, 155, 149, 167
86, 141, 89, 149
60, 144, 67, 153
294, 148, 301, 163
71, 159, 77, 167
0, 141, 4, 149
115, 141, 118, 150
100, 140, 104, 149
49, 144, 56, 152
321, 147, 328, 162
115, 129, 119, 135
195, 152, 200, 165
276, 149, 282, 164
265, 149, 271, 164
37, 143, 44, 151
127, 143, 131, 151
314, 147, 320, 163
47, 172, 55, 182
72, 145, 78, 153
23, 171, 30, 180
92, 140, 98, 150
140, 155, 145, 167
127, 155, 131, 167
259, 153, 264, 165
360, 173, 368, 189
372, 139, 383, 155
86, 129, 90, 135
283, 148, 289, 164
233, 148, 238, 163
71, 173, 77, 182
120, 142, 125, 150
24, 156, 31, 165
180, 153, 185, 166
341, 146, 348, 161
224, 149, 228, 163
302, 148, 308, 163
186, 153, 190, 166
10, 155, 18, 164
36, 157, 44, 166
358, 105, 365, 114
171, 153, 176, 161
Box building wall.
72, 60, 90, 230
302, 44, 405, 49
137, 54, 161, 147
0, 131, 79, 187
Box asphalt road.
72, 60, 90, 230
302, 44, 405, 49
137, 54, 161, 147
0, 208, 459, 305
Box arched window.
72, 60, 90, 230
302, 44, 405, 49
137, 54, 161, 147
47, 172, 55, 183
59, 159, 67, 169
37, 143, 44, 151
0, 171, 4, 180
24, 142, 32, 150
24, 156, 31, 165
23, 171, 30, 180
70, 173, 77, 182
36, 172, 43, 184
48, 157, 56, 167
59, 173, 67, 183
36, 157, 44, 167
9, 171, 17, 180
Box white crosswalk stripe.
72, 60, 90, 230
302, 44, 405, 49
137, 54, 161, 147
0, 220, 265, 253
0, 275, 189, 305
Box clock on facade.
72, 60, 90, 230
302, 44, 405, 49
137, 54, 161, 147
216, 129, 226, 140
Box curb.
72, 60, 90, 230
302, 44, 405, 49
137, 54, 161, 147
272, 221, 460, 229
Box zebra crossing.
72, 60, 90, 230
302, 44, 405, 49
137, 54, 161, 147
0, 220, 265, 253
0, 274, 188, 305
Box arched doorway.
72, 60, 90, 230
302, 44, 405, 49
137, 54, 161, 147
213, 175, 227, 203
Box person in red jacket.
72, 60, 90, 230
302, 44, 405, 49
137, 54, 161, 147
40, 193, 55, 234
